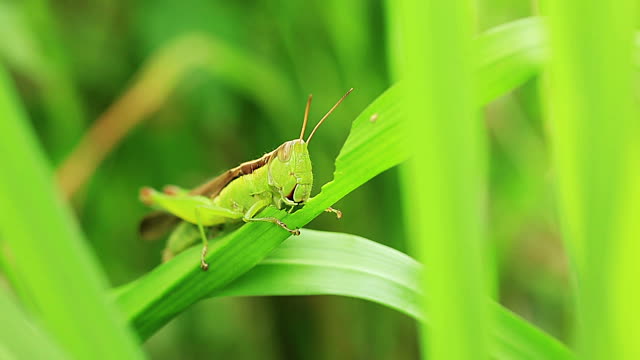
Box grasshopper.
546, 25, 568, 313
140, 89, 352, 270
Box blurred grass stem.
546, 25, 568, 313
399, 0, 490, 359
544, 2, 640, 359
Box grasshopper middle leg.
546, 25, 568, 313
194, 205, 243, 271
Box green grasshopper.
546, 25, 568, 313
140, 89, 352, 270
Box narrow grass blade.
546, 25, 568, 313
214, 230, 574, 360
399, 1, 489, 359
544, 2, 640, 359
0, 65, 144, 359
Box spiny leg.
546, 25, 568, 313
243, 199, 300, 235
325, 207, 343, 219
244, 216, 301, 235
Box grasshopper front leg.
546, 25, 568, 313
195, 200, 299, 270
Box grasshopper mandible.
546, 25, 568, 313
140, 89, 352, 270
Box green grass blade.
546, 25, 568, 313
0, 0, 86, 162
399, 1, 489, 359
0, 288, 70, 360
544, 2, 640, 359
383, 0, 404, 81
214, 230, 573, 360
0, 65, 144, 359
215, 230, 423, 318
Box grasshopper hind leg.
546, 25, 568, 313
243, 199, 300, 235
244, 216, 301, 235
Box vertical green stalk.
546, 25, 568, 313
23, 0, 86, 163
544, 1, 640, 359
398, 1, 489, 359
0, 65, 143, 358
382, 0, 403, 81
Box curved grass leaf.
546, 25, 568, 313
215, 230, 574, 360
476, 17, 544, 104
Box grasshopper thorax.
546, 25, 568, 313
268, 139, 313, 207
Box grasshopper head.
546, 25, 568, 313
268, 139, 313, 207
269, 89, 352, 208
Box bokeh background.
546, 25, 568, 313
1, 0, 567, 358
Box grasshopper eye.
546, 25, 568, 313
277, 141, 293, 162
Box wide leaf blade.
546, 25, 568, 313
216, 230, 574, 360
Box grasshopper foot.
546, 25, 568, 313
274, 218, 300, 235
200, 243, 209, 271
325, 207, 342, 219
201, 262, 209, 271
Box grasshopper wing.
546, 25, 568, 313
190, 151, 274, 198
139, 151, 276, 240
139, 211, 182, 240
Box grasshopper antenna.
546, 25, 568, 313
306, 88, 353, 144
300, 94, 313, 140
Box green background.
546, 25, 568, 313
1, 0, 636, 359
